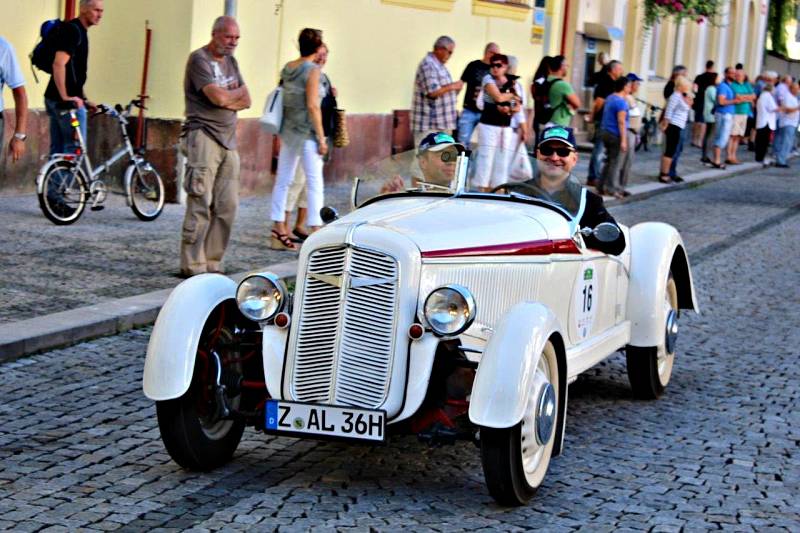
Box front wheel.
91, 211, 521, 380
127, 160, 165, 221
480, 341, 559, 506
626, 273, 679, 399
37, 160, 89, 225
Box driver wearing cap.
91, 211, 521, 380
525, 125, 626, 255
382, 132, 466, 192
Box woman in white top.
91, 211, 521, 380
774, 82, 800, 167
754, 83, 778, 164
659, 76, 693, 183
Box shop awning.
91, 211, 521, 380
583, 22, 624, 41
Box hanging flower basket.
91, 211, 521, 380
643, 0, 723, 29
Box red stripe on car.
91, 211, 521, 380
421, 238, 580, 258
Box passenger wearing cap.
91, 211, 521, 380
381, 132, 465, 193
518, 126, 626, 255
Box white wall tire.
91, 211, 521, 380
626, 273, 679, 399
480, 341, 559, 506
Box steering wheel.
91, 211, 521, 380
490, 182, 538, 195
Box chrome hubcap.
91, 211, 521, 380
534, 383, 556, 446
665, 309, 679, 354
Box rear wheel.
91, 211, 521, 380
156, 306, 245, 470
626, 273, 679, 399
127, 160, 165, 221
480, 341, 559, 506
38, 160, 88, 225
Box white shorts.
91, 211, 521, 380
731, 114, 748, 137
472, 123, 513, 188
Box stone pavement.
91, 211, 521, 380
0, 142, 769, 359
0, 167, 797, 530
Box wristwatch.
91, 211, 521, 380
13, 133, 27, 142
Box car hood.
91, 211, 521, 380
332, 196, 565, 253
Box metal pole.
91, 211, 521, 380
64, 0, 76, 19
560, 0, 570, 56
135, 21, 153, 150
224, 0, 237, 17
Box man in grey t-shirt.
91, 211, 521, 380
180, 15, 250, 277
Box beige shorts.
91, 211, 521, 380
731, 114, 748, 137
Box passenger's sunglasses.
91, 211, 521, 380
538, 145, 574, 157
438, 148, 462, 162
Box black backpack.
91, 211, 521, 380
533, 76, 561, 124
30, 19, 80, 82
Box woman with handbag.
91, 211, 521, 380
284, 43, 337, 243
269, 28, 327, 251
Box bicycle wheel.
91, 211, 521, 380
37, 160, 89, 225
126, 160, 165, 221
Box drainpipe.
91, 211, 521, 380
225, 0, 237, 17
560, 0, 570, 56
64, 0, 76, 19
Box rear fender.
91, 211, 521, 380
469, 303, 566, 438
143, 274, 237, 400
627, 222, 700, 348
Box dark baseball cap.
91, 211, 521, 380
417, 132, 465, 156
537, 125, 576, 150
626, 72, 644, 82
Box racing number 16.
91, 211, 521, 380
582, 284, 593, 312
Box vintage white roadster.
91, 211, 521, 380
143, 149, 698, 505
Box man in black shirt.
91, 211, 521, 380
691, 60, 717, 147
44, 0, 103, 154
456, 42, 499, 148
587, 60, 623, 188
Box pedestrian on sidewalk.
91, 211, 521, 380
659, 76, 693, 183
284, 42, 337, 244
44, 0, 103, 155
774, 81, 799, 168
700, 73, 720, 163
180, 16, 250, 276
473, 54, 520, 191
546, 55, 581, 128
711, 67, 740, 170
530, 55, 552, 147
457, 42, 499, 148
0, 35, 28, 162
587, 60, 623, 188
728, 68, 755, 165
506, 55, 529, 159
692, 60, 717, 147
269, 28, 327, 251
411, 36, 463, 146
663, 66, 689, 180
598, 76, 630, 198
754, 79, 778, 165
619, 72, 643, 196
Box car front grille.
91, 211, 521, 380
291, 245, 398, 408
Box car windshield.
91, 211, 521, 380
350, 147, 582, 220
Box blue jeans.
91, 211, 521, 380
457, 108, 481, 149
774, 125, 795, 165
668, 121, 689, 177
588, 130, 605, 183
45, 98, 87, 155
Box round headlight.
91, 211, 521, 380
236, 273, 285, 322
423, 285, 476, 336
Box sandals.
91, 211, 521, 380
725, 159, 741, 165
672, 176, 684, 183
291, 227, 309, 243
271, 229, 298, 251
710, 162, 726, 169
658, 173, 672, 184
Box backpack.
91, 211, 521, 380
533, 77, 565, 125
30, 19, 80, 82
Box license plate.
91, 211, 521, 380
264, 400, 386, 443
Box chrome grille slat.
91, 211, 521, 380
291, 245, 398, 408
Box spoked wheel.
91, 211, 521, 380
37, 161, 88, 225
480, 341, 559, 506
156, 306, 245, 470
127, 160, 165, 221
626, 273, 679, 399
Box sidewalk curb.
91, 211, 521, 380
0, 162, 766, 363
0, 261, 297, 364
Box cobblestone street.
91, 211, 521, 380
0, 166, 798, 531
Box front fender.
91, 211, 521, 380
469, 302, 562, 429
143, 274, 237, 400
627, 222, 699, 348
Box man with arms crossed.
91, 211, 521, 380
180, 16, 250, 277
0, 35, 28, 162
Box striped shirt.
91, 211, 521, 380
411, 52, 457, 133
664, 91, 691, 129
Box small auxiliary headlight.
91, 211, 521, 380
423, 285, 476, 336
236, 273, 286, 322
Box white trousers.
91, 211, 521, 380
473, 123, 512, 188
270, 138, 324, 226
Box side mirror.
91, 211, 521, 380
320, 206, 339, 224
580, 222, 620, 243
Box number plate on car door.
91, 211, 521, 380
264, 400, 386, 442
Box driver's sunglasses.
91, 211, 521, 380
538, 145, 575, 157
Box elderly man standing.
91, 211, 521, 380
411, 36, 463, 146
180, 16, 250, 277
457, 42, 499, 148
0, 35, 28, 162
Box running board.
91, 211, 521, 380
566, 321, 631, 379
